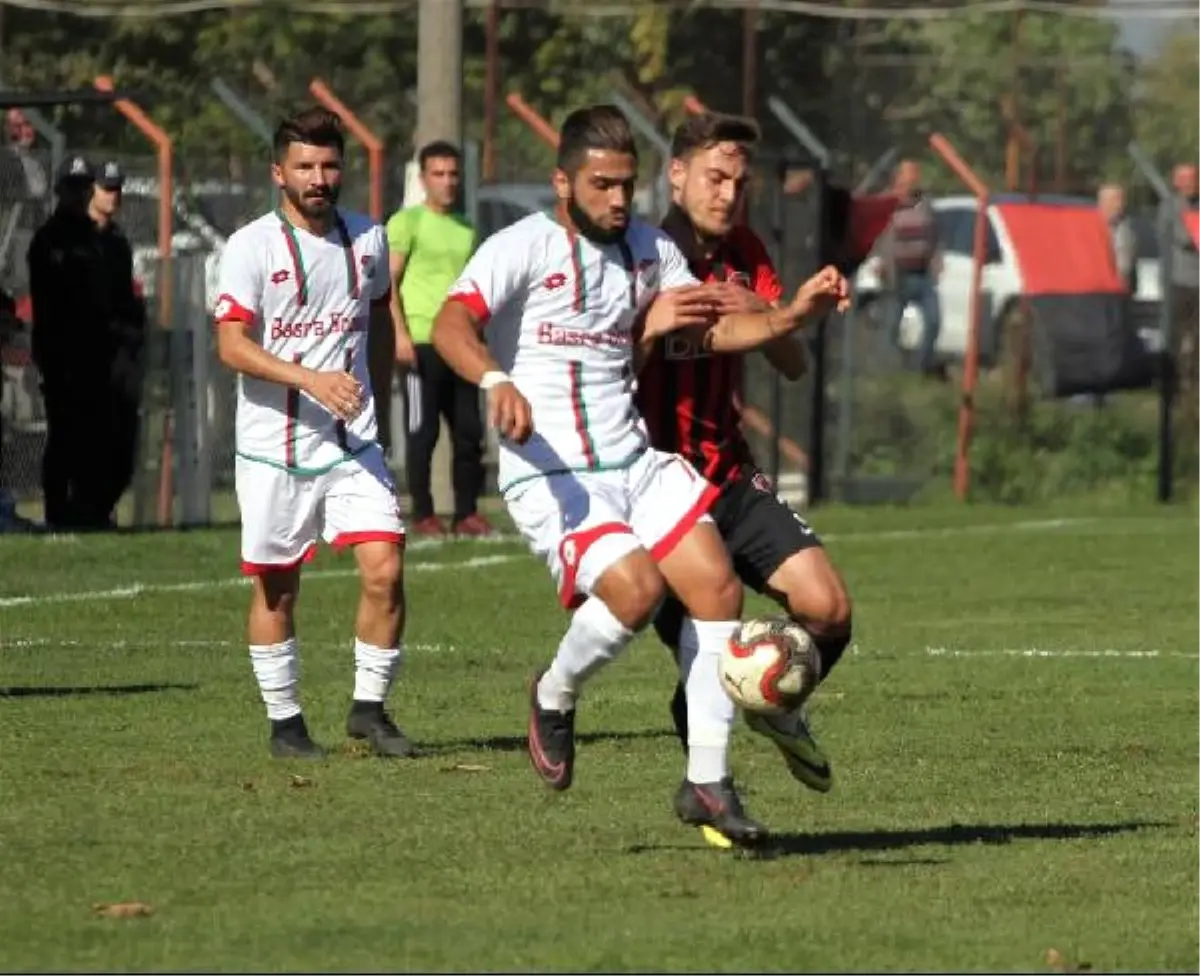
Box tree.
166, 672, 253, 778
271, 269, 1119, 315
861, 10, 1136, 194
1133, 26, 1200, 175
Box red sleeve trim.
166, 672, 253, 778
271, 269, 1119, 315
447, 287, 491, 325
213, 293, 255, 325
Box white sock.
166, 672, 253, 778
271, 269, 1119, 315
679, 617, 739, 784
353, 639, 403, 703
537, 598, 635, 712
249, 638, 301, 722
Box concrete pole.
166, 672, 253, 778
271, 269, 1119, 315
414, 0, 463, 521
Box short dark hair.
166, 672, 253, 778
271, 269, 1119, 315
273, 107, 345, 162
419, 140, 461, 170
556, 104, 638, 175
670, 112, 760, 162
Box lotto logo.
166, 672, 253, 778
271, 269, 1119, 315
213, 297, 233, 319
561, 538, 578, 568
544, 272, 567, 290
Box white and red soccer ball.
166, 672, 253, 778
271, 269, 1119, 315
721, 617, 821, 716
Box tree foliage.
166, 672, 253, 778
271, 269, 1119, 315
0, 3, 1192, 198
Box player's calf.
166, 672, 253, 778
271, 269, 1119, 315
658, 520, 755, 829
768, 546, 853, 680
529, 551, 664, 789
347, 540, 416, 758
246, 568, 327, 758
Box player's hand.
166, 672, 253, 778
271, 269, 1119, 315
305, 369, 364, 422
394, 331, 417, 370
487, 382, 533, 445
708, 280, 772, 316
786, 265, 851, 321
642, 285, 718, 339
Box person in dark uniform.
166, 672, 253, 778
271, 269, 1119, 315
27, 156, 145, 529
90, 160, 146, 524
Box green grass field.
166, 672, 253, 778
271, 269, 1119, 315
1, 502, 1197, 972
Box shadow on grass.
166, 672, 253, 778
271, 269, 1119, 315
427, 728, 677, 755
627, 819, 1172, 859
0, 682, 199, 699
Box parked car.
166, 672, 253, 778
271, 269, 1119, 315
853, 194, 1163, 366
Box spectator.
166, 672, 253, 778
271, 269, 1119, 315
26, 156, 144, 530
1098, 182, 1137, 295
90, 161, 146, 523
385, 140, 492, 537
2, 108, 49, 293
1163, 164, 1199, 415
0, 285, 37, 532
876, 159, 944, 379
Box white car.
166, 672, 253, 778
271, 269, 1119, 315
853, 194, 1163, 366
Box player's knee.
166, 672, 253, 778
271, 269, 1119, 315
699, 570, 743, 621
358, 547, 405, 607
786, 575, 852, 636
593, 552, 666, 631
255, 569, 300, 616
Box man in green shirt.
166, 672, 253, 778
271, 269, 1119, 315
386, 141, 492, 536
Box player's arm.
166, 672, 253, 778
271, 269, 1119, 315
213, 238, 361, 421
703, 267, 848, 355
430, 233, 533, 443
385, 211, 418, 367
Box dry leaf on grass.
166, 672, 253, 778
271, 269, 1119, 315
1045, 948, 1093, 974
289, 774, 314, 788
440, 763, 491, 773
93, 902, 154, 919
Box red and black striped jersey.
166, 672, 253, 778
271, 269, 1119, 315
637, 213, 783, 486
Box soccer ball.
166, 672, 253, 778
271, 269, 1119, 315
720, 616, 821, 716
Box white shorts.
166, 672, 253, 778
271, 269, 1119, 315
505, 448, 719, 609
235, 446, 405, 575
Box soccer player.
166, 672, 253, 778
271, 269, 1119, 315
213, 108, 414, 760
431, 104, 847, 845
639, 112, 854, 794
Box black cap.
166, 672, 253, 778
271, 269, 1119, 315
96, 159, 125, 191
55, 154, 94, 189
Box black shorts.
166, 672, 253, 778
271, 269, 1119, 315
654, 466, 823, 650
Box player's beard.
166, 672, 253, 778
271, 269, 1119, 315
567, 193, 626, 246
284, 182, 340, 221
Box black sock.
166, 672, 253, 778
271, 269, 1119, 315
350, 699, 384, 717
814, 630, 851, 680
270, 713, 306, 735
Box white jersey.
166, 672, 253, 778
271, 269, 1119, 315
446, 212, 698, 493
213, 208, 391, 473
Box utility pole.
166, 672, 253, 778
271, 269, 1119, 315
417, 0, 463, 150
414, 0, 464, 519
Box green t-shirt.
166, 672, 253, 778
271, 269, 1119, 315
385, 205, 476, 343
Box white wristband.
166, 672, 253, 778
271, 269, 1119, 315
479, 370, 510, 391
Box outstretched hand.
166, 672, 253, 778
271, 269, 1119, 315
642, 285, 719, 339
786, 265, 851, 321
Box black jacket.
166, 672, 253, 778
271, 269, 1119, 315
27, 208, 146, 382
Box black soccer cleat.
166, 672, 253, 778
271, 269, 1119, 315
669, 681, 688, 753
346, 701, 420, 758
269, 713, 327, 760
526, 671, 576, 791
673, 777, 769, 849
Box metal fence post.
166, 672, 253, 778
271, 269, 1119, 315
1128, 142, 1180, 504
210, 78, 274, 147
768, 96, 833, 504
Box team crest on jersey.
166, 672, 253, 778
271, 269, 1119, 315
270, 269, 291, 285
361, 254, 375, 279
544, 272, 567, 290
